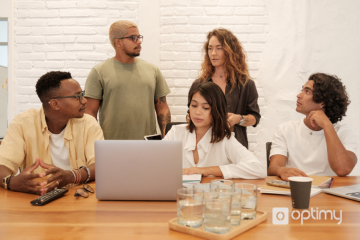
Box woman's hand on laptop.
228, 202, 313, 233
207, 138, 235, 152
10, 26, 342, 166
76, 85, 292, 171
183, 166, 223, 177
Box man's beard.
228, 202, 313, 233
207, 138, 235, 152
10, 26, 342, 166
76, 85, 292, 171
125, 48, 140, 57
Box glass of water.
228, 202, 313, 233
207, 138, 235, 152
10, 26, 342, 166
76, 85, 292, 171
209, 179, 235, 192
203, 192, 232, 234
236, 183, 257, 220
215, 188, 242, 226
177, 187, 204, 228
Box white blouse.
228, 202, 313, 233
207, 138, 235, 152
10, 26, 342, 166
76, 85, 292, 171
163, 124, 266, 179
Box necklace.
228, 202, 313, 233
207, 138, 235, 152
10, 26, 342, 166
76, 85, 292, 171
304, 119, 322, 135
303, 120, 313, 135
214, 72, 225, 78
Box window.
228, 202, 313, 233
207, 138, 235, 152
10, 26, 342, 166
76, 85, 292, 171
0, 18, 8, 138
0, 19, 8, 67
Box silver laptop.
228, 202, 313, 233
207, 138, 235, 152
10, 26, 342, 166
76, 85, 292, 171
95, 140, 183, 201
323, 184, 360, 202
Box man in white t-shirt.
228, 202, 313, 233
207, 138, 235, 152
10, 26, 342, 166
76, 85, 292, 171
268, 73, 358, 180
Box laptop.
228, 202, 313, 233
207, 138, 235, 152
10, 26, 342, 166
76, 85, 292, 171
323, 184, 360, 202
95, 140, 183, 201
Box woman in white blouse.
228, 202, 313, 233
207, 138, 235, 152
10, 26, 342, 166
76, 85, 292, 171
164, 82, 265, 179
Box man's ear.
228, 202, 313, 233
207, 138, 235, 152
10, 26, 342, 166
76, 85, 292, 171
48, 99, 61, 111
114, 38, 122, 49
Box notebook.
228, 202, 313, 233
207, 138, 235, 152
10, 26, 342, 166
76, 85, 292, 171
183, 174, 202, 184
260, 176, 333, 197
95, 140, 183, 201
323, 184, 360, 202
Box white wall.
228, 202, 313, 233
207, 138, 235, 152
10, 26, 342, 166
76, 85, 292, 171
256, 0, 360, 175
9, 0, 360, 175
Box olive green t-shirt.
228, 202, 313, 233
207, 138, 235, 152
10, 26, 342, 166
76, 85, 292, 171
84, 58, 170, 140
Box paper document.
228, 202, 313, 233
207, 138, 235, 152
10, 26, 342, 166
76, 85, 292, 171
260, 176, 333, 197
182, 174, 202, 184
260, 187, 322, 197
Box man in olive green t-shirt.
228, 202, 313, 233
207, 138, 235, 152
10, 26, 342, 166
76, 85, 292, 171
85, 20, 171, 140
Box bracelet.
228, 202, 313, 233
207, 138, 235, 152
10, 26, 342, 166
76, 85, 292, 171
7, 175, 13, 191
79, 166, 90, 184
71, 170, 77, 184
75, 169, 80, 184
77, 169, 82, 184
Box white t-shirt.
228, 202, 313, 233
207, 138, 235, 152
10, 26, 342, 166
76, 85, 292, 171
163, 124, 266, 179
49, 129, 72, 171
269, 119, 358, 176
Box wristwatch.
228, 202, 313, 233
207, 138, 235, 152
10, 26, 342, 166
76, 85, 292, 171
2, 174, 13, 190
238, 115, 245, 126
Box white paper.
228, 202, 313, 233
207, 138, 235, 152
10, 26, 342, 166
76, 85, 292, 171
182, 174, 202, 182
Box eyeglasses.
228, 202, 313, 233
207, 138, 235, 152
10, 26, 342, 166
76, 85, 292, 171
118, 35, 143, 43
50, 91, 85, 103
74, 184, 94, 198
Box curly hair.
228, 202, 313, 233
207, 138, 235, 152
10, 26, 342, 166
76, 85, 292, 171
309, 73, 350, 124
187, 82, 231, 143
109, 20, 138, 49
198, 28, 250, 91
36, 71, 72, 103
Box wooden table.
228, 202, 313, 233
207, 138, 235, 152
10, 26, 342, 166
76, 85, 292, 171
1, 176, 359, 240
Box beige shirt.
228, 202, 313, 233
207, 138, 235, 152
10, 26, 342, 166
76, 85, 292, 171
0, 108, 104, 174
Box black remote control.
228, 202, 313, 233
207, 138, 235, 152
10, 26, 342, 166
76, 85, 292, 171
31, 188, 69, 206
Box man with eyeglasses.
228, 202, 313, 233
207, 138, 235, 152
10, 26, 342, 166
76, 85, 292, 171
84, 20, 171, 140
0, 71, 104, 195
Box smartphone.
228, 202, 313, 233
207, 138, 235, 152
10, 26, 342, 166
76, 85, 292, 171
266, 180, 290, 188
144, 134, 162, 140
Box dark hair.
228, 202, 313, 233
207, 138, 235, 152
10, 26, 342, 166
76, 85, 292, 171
187, 82, 231, 143
36, 71, 72, 102
309, 73, 350, 124
198, 28, 250, 90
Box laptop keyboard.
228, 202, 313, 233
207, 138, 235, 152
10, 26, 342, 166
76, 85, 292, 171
346, 192, 360, 199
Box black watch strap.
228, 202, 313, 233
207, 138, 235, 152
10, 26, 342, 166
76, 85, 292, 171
7, 175, 13, 191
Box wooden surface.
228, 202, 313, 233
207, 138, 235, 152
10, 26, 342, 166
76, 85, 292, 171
169, 211, 267, 240
1, 176, 360, 240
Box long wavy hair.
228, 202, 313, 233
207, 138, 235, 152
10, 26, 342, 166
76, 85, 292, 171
198, 28, 251, 91
187, 82, 231, 143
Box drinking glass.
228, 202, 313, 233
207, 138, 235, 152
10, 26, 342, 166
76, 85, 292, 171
177, 188, 204, 228
209, 179, 235, 192
236, 183, 257, 220
203, 192, 232, 234
215, 188, 242, 226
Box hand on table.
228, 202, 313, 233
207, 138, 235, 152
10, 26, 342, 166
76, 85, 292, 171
183, 167, 204, 176
8, 158, 48, 195
278, 167, 308, 181
40, 159, 74, 194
